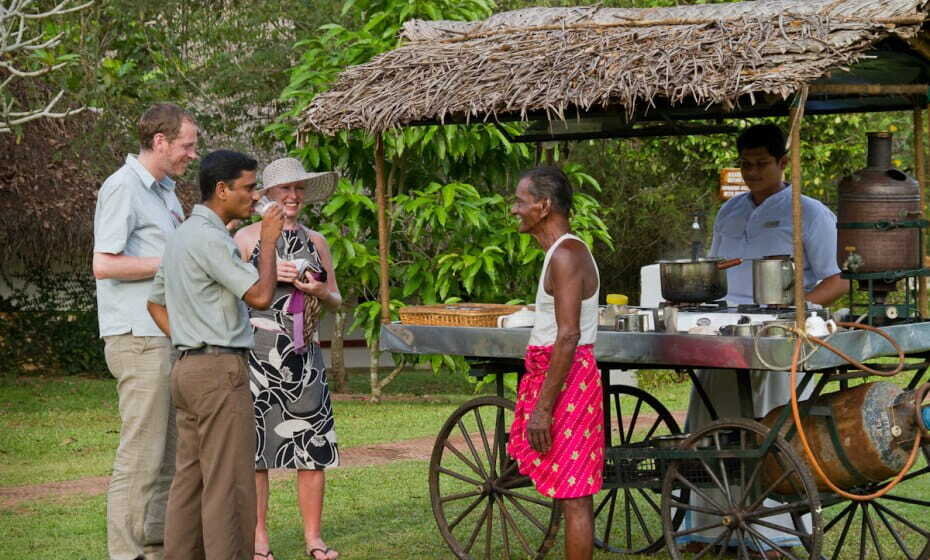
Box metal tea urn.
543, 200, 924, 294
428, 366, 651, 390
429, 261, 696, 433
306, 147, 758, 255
837, 132, 921, 273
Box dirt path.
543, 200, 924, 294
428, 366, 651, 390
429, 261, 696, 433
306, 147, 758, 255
0, 411, 686, 510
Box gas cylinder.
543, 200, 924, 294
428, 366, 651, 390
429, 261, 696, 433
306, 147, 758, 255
837, 132, 920, 272
760, 382, 928, 493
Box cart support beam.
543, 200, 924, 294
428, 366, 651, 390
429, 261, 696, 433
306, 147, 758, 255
789, 87, 808, 330
375, 134, 390, 324
808, 84, 929, 96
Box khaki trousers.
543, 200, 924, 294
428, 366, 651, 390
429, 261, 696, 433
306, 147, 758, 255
104, 334, 176, 560
164, 352, 256, 560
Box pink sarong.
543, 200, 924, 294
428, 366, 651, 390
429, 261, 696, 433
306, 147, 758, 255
507, 344, 604, 499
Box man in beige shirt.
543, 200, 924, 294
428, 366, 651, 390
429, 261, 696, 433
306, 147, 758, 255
93, 103, 197, 560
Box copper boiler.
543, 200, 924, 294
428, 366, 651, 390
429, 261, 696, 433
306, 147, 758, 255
837, 132, 920, 272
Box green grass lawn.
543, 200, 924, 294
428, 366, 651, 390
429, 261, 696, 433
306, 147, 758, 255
3, 367, 930, 559
0, 459, 673, 559
0, 370, 494, 487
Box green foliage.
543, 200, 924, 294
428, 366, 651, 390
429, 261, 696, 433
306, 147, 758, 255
635, 369, 687, 391
0, 273, 103, 377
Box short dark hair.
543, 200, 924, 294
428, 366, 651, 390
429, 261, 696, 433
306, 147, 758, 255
138, 103, 196, 150
520, 166, 573, 215
199, 150, 258, 201
737, 124, 787, 159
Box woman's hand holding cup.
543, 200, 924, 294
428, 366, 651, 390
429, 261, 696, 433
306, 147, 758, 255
276, 260, 300, 283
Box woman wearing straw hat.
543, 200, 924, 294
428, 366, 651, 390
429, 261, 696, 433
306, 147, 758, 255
234, 157, 341, 560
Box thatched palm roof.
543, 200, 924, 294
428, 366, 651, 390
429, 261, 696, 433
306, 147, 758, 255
299, 0, 930, 136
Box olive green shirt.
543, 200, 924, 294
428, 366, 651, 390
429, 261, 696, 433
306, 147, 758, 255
149, 205, 259, 351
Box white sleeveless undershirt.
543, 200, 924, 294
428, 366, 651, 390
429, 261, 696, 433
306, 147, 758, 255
527, 233, 600, 347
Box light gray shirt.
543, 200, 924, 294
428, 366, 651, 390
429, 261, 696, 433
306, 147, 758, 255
94, 154, 184, 337
149, 205, 259, 351
710, 185, 841, 305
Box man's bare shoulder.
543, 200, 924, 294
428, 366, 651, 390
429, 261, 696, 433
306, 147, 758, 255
551, 238, 591, 264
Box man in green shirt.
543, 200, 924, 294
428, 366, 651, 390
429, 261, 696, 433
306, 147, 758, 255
147, 150, 283, 559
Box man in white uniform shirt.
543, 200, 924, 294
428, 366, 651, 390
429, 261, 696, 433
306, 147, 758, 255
677, 124, 848, 557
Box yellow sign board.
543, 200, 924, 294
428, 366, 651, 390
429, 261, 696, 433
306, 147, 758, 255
718, 168, 749, 200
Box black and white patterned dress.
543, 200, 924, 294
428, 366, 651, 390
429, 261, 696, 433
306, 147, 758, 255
247, 228, 339, 470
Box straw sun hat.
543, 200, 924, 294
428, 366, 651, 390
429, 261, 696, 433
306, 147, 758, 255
260, 157, 339, 203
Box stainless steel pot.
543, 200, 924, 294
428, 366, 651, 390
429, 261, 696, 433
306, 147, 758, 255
753, 256, 794, 305
658, 258, 741, 303
616, 313, 646, 332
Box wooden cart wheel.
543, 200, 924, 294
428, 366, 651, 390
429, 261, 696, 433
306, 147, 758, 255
594, 384, 687, 555
660, 418, 823, 560
820, 441, 930, 560
429, 395, 561, 560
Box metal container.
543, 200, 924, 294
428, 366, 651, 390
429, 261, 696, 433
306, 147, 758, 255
837, 132, 921, 272
718, 322, 762, 337
616, 313, 646, 332
761, 319, 795, 337
753, 256, 794, 305
652, 305, 679, 333
760, 382, 924, 493
658, 258, 740, 303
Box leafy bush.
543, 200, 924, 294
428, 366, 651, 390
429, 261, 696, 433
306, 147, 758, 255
0, 272, 104, 377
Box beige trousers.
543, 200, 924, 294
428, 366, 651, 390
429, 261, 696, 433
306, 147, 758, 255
104, 334, 177, 560
164, 351, 256, 560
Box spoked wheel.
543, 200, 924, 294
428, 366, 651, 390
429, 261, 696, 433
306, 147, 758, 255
661, 418, 823, 560
820, 441, 930, 560
594, 384, 686, 554
429, 395, 561, 560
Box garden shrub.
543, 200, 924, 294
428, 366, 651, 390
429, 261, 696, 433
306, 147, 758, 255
0, 272, 104, 377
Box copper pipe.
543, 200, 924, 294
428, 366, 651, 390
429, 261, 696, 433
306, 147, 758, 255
374, 135, 390, 324
788, 327, 921, 501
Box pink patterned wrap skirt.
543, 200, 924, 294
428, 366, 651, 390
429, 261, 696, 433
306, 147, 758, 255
507, 344, 605, 499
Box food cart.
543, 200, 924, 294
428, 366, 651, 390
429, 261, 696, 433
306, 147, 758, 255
298, 1, 930, 558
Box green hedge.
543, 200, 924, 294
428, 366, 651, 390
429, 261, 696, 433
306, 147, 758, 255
0, 273, 105, 377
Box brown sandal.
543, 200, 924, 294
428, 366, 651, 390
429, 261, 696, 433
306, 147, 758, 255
308, 547, 338, 560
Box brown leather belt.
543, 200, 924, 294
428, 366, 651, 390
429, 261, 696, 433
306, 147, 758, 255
180, 344, 247, 359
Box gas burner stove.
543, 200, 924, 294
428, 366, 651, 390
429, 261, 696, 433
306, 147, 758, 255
661, 300, 729, 313
653, 301, 826, 332
735, 303, 796, 314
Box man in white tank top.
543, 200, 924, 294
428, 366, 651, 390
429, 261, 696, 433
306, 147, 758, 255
506, 167, 603, 560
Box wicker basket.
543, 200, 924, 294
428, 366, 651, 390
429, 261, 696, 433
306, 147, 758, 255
399, 303, 523, 328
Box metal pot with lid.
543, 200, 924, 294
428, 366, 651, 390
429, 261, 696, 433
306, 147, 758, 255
658, 258, 741, 303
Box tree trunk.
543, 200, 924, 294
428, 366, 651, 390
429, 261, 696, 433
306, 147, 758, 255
369, 346, 382, 404
329, 308, 348, 393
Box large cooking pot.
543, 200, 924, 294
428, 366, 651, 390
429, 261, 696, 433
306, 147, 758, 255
753, 256, 794, 305
658, 258, 741, 303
